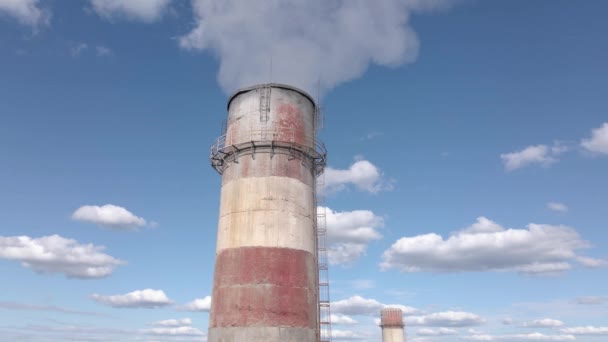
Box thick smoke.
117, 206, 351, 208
180, 0, 451, 95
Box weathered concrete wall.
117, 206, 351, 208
382, 327, 406, 342
209, 85, 318, 342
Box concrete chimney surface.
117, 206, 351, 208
208, 84, 323, 341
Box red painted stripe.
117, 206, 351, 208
381, 309, 404, 327
226, 102, 311, 148
221, 153, 314, 186
210, 247, 317, 329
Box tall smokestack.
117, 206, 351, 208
209, 84, 326, 341
381, 308, 406, 342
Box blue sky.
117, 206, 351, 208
1, 0, 607, 341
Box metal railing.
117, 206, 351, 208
210, 129, 327, 175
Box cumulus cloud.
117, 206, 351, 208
331, 295, 419, 316
500, 143, 567, 171
331, 296, 384, 316
180, 296, 211, 312
149, 318, 192, 327
322, 207, 383, 264
0, 0, 49, 28
90, 0, 172, 22
330, 314, 358, 325
142, 326, 206, 337
501, 318, 514, 325
332, 329, 366, 340
141, 317, 206, 339
575, 296, 607, 305
581, 122, 608, 154
325, 159, 393, 194
0, 234, 124, 278
72, 204, 147, 230
417, 327, 458, 336
575, 256, 607, 268
380, 216, 597, 275
91, 289, 173, 308
407, 311, 484, 327
523, 319, 564, 328
560, 326, 608, 335
179, 0, 454, 95
464, 333, 575, 341
547, 202, 568, 213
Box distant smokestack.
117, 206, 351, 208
381, 308, 405, 342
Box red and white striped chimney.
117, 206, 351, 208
208, 84, 326, 341
381, 308, 405, 342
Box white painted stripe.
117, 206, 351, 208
219, 176, 313, 217
217, 210, 315, 254
382, 327, 406, 342
216, 176, 316, 254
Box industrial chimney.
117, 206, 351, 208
209, 84, 327, 341
381, 308, 406, 342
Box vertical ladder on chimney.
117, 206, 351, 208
316, 173, 332, 342
314, 102, 332, 342
259, 86, 271, 123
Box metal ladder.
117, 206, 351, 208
259, 86, 271, 122
316, 164, 332, 342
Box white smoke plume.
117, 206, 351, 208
180, 0, 454, 95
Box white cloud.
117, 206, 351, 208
500, 144, 561, 171
331, 296, 385, 316
149, 318, 192, 327
325, 207, 383, 244
501, 318, 514, 325
323, 207, 383, 265
381, 216, 597, 275
463, 333, 575, 341
327, 243, 368, 266
96, 45, 113, 56
575, 256, 607, 268
180, 0, 453, 95
581, 122, 608, 154
90, 0, 172, 22
331, 295, 419, 316
417, 327, 458, 336
560, 326, 608, 335
457, 216, 503, 235
547, 202, 568, 213
0, 0, 49, 28
71, 43, 88, 57
523, 319, 564, 328
0, 234, 124, 278
575, 296, 607, 305
91, 289, 173, 308
325, 159, 393, 194
143, 326, 206, 337
72, 204, 147, 230
406, 311, 484, 327
469, 328, 486, 334
0, 301, 107, 317
331, 329, 366, 340
180, 296, 211, 312
330, 314, 358, 325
